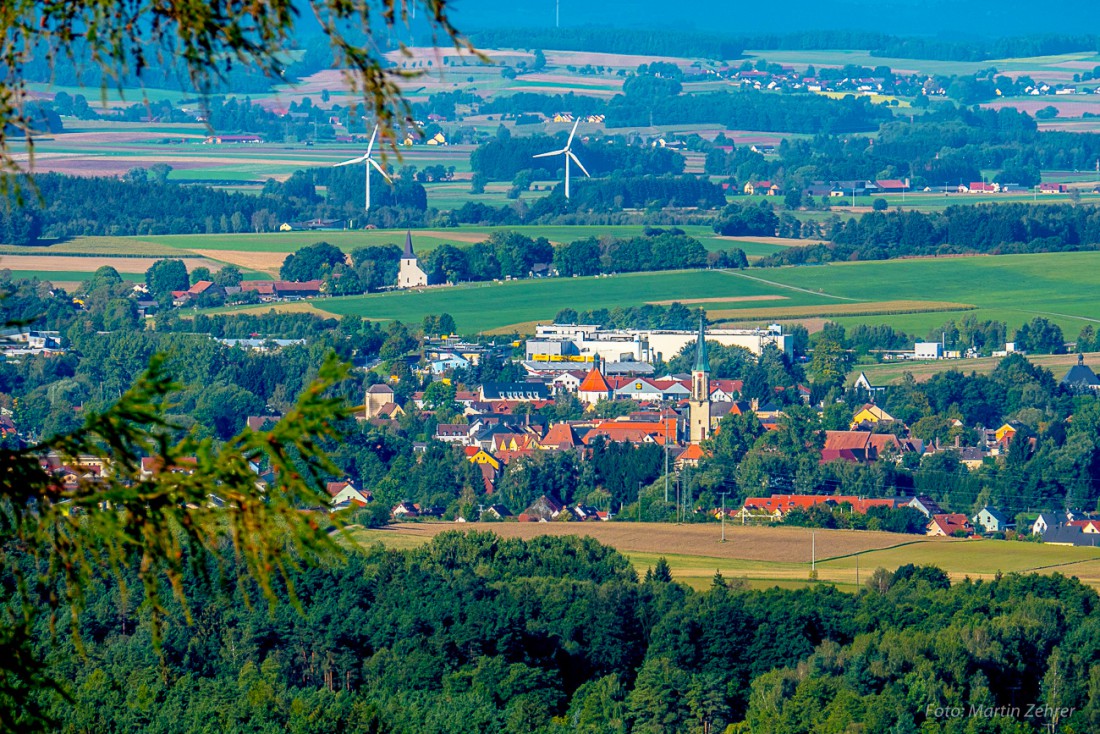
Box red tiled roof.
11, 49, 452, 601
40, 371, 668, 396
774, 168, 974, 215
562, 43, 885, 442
543, 422, 579, 449
743, 493, 908, 515
824, 431, 872, 451
578, 368, 611, 394
930, 513, 972, 536
678, 444, 708, 462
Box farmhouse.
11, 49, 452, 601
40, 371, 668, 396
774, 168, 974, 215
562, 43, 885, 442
744, 180, 780, 196
927, 513, 973, 537
203, 134, 262, 144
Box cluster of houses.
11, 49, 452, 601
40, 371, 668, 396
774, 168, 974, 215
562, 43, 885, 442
740, 177, 1079, 200
732, 492, 1015, 538
0, 329, 65, 357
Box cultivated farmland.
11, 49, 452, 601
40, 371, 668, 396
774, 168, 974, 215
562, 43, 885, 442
349, 523, 1100, 592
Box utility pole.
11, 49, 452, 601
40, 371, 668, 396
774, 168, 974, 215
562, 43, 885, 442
638, 481, 643, 523
663, 419, 669, 502
855, 554, 859, 587
811, 530, 816, 574
719, 492, 728, 543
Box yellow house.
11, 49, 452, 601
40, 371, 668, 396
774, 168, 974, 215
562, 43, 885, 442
279, 222, 293, 231
553, 113, 574, 123
850, 403, 895, 429
426, 132, 447, 146
995, 423, 1018, 445
466, 449, 500, 471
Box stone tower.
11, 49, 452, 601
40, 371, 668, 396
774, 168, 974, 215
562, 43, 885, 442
688, 317, 712, 444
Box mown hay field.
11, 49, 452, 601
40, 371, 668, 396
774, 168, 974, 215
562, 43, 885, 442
347, 523, 1100, 592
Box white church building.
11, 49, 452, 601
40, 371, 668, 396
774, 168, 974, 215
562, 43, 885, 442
398, 230, 428, 288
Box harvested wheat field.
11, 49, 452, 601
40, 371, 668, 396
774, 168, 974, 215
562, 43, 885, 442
362, 523, 926, 563
349, 522, 1100, 592
189, 249, 287, 277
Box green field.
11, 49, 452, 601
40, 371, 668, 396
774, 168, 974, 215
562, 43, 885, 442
284, 251, 1100, 334
44, 225, 792, 257
756, 252, 1100, 336
310, 269, 864, 332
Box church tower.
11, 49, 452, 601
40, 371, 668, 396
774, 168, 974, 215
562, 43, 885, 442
689, 317, 712, 443
397, 230, 429, 288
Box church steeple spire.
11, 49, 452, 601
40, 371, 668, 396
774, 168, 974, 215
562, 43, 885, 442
403, 229, 415, 259
693, 316, 710, 373
689, 316, 712, 443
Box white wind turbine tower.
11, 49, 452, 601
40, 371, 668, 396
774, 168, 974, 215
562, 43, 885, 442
533, 119, 590, 199
334, 125, 392, 212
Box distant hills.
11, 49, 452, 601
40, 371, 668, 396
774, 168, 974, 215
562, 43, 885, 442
449, 0, 1100, 38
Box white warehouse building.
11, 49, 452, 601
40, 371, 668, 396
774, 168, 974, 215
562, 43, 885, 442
527, 324, 792, 363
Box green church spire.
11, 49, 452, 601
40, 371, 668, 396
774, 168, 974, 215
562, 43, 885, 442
693, 317, 710, 373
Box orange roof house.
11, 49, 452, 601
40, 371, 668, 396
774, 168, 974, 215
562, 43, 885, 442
675, 443, 709, 468
927, 513, 973, 537
542, 422, 581, 450
577, 367, 613, 405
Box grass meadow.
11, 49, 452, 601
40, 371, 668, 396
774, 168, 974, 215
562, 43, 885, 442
849, 351, 1100, 386
297, 250, 1100, 334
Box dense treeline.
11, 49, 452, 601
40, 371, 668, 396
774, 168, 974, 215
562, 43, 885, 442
555, 303, 703, 331
552, 228, 709, 275
873, 33, 1099, 61
558, 174, 727, 211
755, 203, 1100, 266
468, 26, 743, 59
702, 105, 1100, 199
420, 230, 555, 283
26, 531, 1100, 732
469, 128, 684, 181
17, 39, 275, 93
605, 88, 893, 133
0, 169, 428, 242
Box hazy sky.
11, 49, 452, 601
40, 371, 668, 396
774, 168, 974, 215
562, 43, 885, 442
448, 0, 1100, 38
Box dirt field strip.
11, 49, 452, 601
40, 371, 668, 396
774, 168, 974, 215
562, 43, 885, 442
0, 254, 224, 274
416, 230, 487, 244
716, 235, 811, 247
189, 249, 287, 278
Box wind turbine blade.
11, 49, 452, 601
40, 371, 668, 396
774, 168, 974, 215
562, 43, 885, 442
567, 119, 580, 148
368, 157, 393, 183
568, 151, 591, 178
335, 155, 368, 167
366, 125, 379, 157
533, 149, 566, 159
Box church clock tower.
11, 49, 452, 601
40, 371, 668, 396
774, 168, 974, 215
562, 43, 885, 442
689, 317, 712, 443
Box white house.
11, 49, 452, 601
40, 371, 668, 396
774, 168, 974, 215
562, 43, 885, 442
972, 506, 1012, 534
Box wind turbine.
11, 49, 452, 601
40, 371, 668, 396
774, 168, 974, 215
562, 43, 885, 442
533, 119, 590, 199
334, 125, 391, 212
